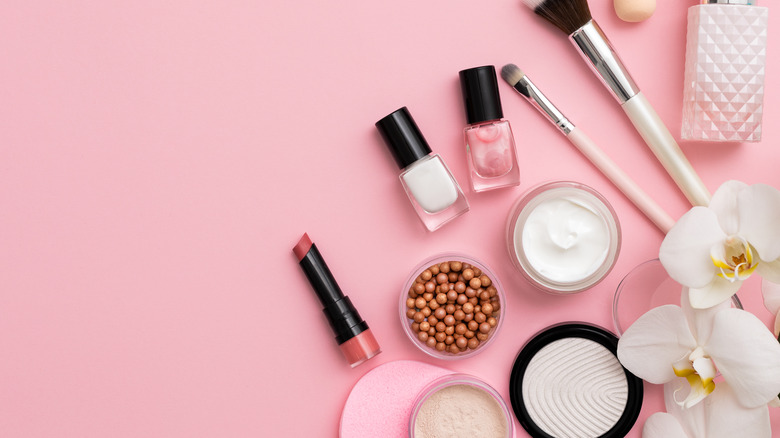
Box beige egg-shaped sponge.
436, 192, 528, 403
614, 0, 656, 23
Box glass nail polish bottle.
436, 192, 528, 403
376, 107, 469, 232
682, 0, 769, 142
459, 66, 520, 191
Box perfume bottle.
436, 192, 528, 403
376, 107, 469, 232
682, 0, 769, 142
459, 66, 520, 191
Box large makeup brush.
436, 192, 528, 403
522, 0, 711, 207
501, 64, 674, 233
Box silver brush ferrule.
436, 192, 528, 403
570, 21, 640, 104
512, 74, 574, 135
704, 0, 751, 4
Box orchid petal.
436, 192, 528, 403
737, 184, 780, 262
757, 258, 780, 284
681, 287, 731, 344
687, 276, 742, 310
672, 356, 695, 378
664, 378, 706, 438
691, 357, 716, 388
707, 308, 780, 408
769, 397, 780, 408
680, 374, 715, 408
660, 207, 726, 288
706, 382, 771, 438
642, 413, 688, 438
709, 180, 748, 235
617, 305, 697, 384
775, 312, 780, 339
761, 279, 780, 315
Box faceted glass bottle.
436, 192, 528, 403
459, 66, 520, 191
681, 0, 769, 142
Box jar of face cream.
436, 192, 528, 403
506, 181, 621, 294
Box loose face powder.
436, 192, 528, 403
509, 324, 642, 438
411, 376, 511, 438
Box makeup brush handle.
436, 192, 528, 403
622, 92, 711, 207
566, 127, 675, 233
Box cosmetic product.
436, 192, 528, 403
506, 181, 620, 294
340, 360, 513, 438
410, 374, 512, 438
682, 0, 769, 142
509, 324, 643, 438
501, 64, 674, 233
293, 233, 381, 368
614, 0, 656, 22
400, 254, 505, 359
522, 0, 712, 207
376, 107, 469, 232
613, 259, 744, 336
458, 66, 520, 192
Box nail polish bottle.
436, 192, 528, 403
459, 66, 520, 191
376, 107, 469, 232
682, 0, 769, 142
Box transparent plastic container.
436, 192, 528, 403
613, 259, 743, 336
409, 374, 513, 438
399, 253, 506, 360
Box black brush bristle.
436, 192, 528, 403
531, 0, 592, 35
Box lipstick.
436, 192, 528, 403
293, 233, 381, 367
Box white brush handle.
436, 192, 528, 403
567, 127, 675, 233
622, 92, 711, 207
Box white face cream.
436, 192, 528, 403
521, 197, 609, 282
506, 182, 620, 294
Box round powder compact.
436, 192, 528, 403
509, 324, 643, 438
410, 374, 513, 438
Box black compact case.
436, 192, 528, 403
509, 323, 643, 438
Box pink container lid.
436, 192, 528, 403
339, 360, 451, 438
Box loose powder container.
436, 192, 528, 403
410, 374, 512, 438
509, 323, 642, 438
340, 361, 513, 438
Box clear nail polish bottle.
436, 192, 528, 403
376, 107, 469, 232
682, 0, 769, 142
459, 66, 520, 191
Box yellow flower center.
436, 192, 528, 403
711, 235, 758, 282
672, 346, 717, 407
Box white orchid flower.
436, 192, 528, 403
762, 280, 780, 337
660, 181, 780, 309
617, 289, 780, 409
643, 379, 770, 438
762, 280, 780, 407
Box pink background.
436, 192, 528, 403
1, 0, 778, 436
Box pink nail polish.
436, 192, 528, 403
460, 66, 521, 192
